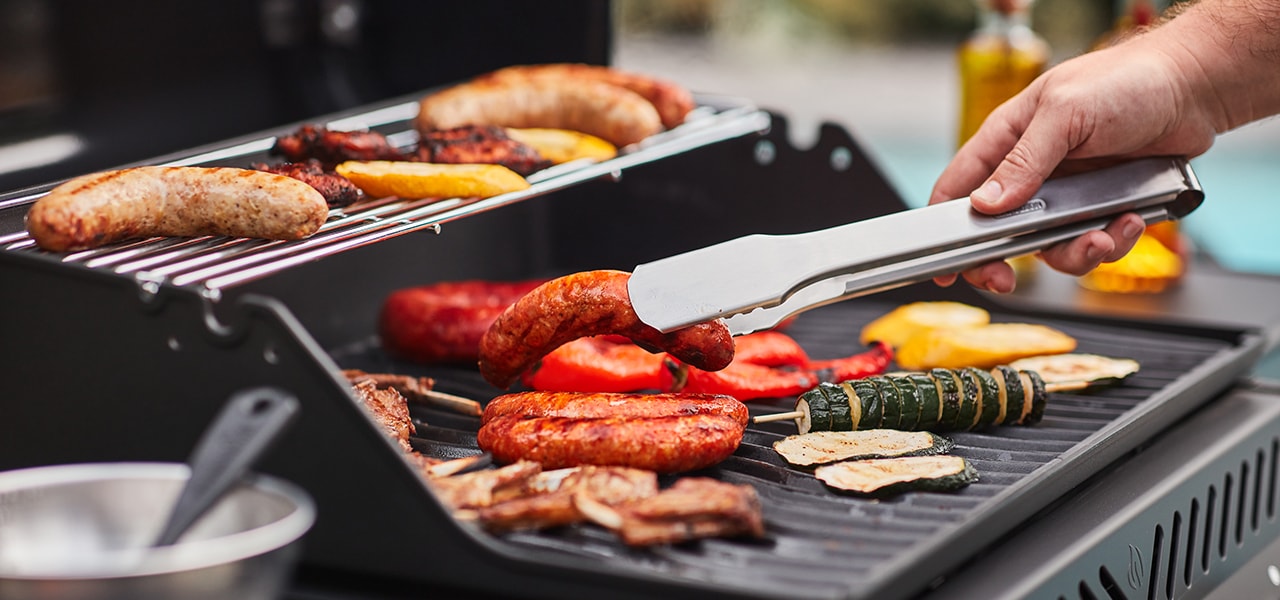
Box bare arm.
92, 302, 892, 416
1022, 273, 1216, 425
931, 0, 1280, 292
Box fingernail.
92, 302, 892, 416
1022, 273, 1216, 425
1086, 242, 1107, 262
1122, 220, 1144, 240
971, 180, 1003, 208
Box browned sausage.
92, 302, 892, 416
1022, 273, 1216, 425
26, 166, 328, 251
416, 79, 662, 148
482, 390, 748, 425
477, 270, 735, 389
477, 412, 744, 473
478, 63, 696, 130
379, 280, 546, 364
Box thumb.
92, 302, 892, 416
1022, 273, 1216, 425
969, 113, 1072, 215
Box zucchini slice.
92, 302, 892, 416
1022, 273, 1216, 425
994, 366, 1024, 426
967, 367, 1002, 428
773, 429, 954, 468
823, 382, 853, 432
1007, 353, 1140, 385
931, 369, 962, 430
953, 369, 980, 430
1024, 369, 1048, 425
814, 455, 979, 497
1016, 370, 1036, 425
909, 373, 943, 427
892, 375, 929, 431
875, 377, 903, 430
880, 376, 919, 431
798, 389, 830, 434
851, 381, 883, 430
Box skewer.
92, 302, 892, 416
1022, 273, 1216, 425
751, 379, 1096, 425
418, 389, 484, 417
342, 369, 484, 416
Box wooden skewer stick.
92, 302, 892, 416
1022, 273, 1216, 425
751, 380, 1099, 425
418, 389, 484, 417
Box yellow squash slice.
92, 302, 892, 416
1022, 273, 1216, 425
506, 128, 618, 164
896, 322, 1077, 370
860, 301, 991, 348
335, 161, 530, 199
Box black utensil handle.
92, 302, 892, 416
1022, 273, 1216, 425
154, 387, 300, 547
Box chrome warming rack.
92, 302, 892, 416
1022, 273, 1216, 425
0, 95, 770, 296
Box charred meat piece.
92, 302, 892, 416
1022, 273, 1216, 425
575, 477, 765, 546
430, 460, 543, 510
474, 466, 658, 533
272, 124, 407, 166
343, 369, 481, 416
350, 379, 415, 452
414, 125, 551, 176
253, 160, 362, 207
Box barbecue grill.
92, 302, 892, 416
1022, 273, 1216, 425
4, 3, 1280, 599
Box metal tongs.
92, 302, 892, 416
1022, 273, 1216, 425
628, 157, 1203, 335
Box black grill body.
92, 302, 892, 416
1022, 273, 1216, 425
0, 114, 1264, 599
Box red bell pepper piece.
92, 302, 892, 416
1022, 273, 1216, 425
668, 359, 820, 401
521, 337, 664, 392
806, 341, 894, 383
732, 331, 810, 367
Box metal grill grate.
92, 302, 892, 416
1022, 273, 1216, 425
331, 299, 1249, 600
0, 97, 770, 293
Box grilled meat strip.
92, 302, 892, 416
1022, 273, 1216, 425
430, 460, 543, 510
575, 477, 765, 546
473, 466, 658, 533
415, 125, 551, 176
350, 379, 415, 452
272, 124, 407, 166
478, 270, 735, 389
253, 160, 362, 207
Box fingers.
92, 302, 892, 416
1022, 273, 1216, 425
1039, 213, 1146, 275
968, 109, 1077, 215
960, 261, 1019, 294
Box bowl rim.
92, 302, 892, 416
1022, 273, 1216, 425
0, 462, 316, 580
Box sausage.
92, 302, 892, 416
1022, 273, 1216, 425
26, 166, 329, 251
477, 406, 745, 474
415, 79, 662, 147
477, 270, 735, 389
478, 63, 695, 130
379, 280, 546, 364
481, 390, 748, 425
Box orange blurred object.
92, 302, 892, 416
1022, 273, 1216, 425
1078, 232, 1184, 294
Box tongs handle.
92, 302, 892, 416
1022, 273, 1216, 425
629, 157, 1203, 333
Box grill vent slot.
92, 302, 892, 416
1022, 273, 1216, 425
1080, 580, 1100, 600
1219, 473, 1232, 560
1202, 485, 1216, 574
1184, 499, 1198, 588
1164, 512, 1181, 599
1146, 524, 1163, 600
1098, 565, 1129, 600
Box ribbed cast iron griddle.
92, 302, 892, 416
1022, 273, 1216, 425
332, 298, 1253, 600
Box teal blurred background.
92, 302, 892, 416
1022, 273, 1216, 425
614, 0, 1280, 275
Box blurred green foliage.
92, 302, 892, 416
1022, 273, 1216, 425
617, 0, 1121, 58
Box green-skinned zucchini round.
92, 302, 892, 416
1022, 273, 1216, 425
773, 429, 955, 468
813, 455, 979, 497
873, 377, 903, 430
931, 368, 962, 430
879, 376, 918, 431
851, 381, 883, 430
968, 367, 1002, 426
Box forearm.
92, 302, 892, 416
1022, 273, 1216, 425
1152, 0, 1280, 131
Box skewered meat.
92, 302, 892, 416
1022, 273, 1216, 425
416, 78, 663, 147
350, 379, 415, 452
26, 166, 328, 251
472, 466, 658, 533
272, 124, 407, 166
380, 279, 546, 365
344, 369, 481, 417
253, 159, 362, 207
477, 391, 748, 473
478, 270, 734, 389
415, 125, 551, 176
479, 63, 695, 130
574, 478, 765, 546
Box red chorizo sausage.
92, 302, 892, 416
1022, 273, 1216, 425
481, 391, 748, 425
477, 412, 744, 474
477, 270, 734, 389
379, 280, 546, 364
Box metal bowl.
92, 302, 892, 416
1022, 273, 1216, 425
0, 462, 316, 600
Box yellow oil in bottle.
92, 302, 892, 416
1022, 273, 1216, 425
956, 0, 1049, 147
957, 0, 1049, 283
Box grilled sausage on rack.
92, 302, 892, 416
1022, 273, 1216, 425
26, 166, 329, 251
416, 78, 663, 148
477, 391, 748, 474
477, 270, 735, 389
477, 63, 696, 130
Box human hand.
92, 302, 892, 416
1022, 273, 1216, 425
930, 18, 1225, 292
